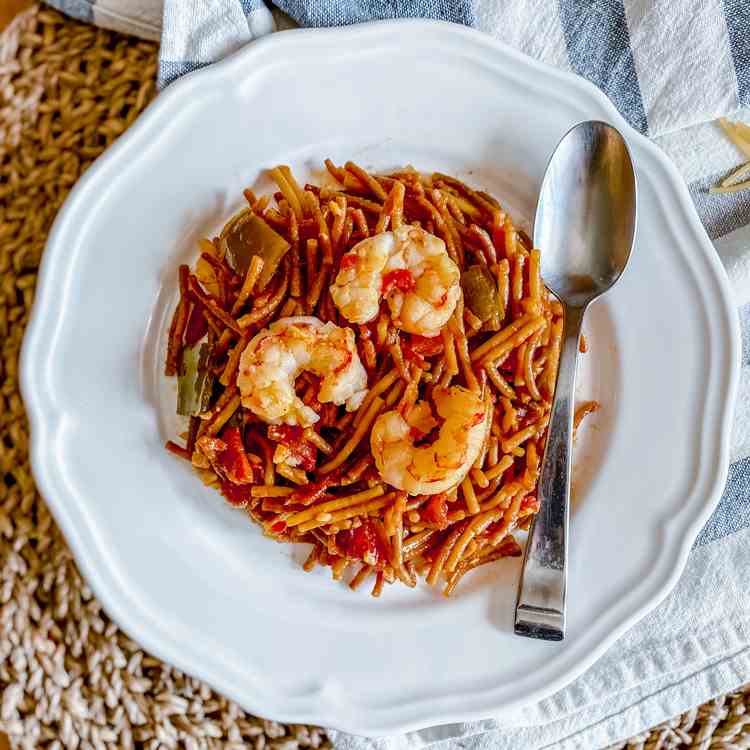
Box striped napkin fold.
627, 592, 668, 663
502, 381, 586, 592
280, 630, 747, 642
43, 0, 750, 747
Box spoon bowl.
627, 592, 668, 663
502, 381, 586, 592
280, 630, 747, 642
514, 121, 637, 641
534, 121, 637, 307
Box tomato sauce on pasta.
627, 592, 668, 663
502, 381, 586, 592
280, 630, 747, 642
164, 161, 576, 598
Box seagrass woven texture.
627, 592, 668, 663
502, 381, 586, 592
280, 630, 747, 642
0, 7, 330, 748
0, 6, 747, 749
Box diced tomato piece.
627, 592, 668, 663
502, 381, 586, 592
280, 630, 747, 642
268, 424, 317, 472
381, 269, 416, 296
422, 493, 450, 529
184, 304, 208, 347
268, 424, 304, 444
219, 426, 254, 484
220, 480, 251, 507
337, 519, 389, 568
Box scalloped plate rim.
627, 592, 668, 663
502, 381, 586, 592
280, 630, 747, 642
20, 19, 740, 736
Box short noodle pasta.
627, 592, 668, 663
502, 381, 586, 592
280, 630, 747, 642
163, 162, 596, 598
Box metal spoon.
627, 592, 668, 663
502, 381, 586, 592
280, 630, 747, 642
514, 120, 637, 641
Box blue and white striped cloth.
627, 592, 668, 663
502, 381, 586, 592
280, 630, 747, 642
42, 1, 750, 747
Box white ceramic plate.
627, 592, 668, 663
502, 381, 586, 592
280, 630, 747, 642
21, 20, 739, 736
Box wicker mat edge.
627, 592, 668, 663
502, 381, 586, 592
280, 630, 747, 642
0, 6, 748, 749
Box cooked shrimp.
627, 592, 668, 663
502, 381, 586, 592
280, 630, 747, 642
370, 385, 489, 495
238, 316, 368, 427
329, 226, 461, 338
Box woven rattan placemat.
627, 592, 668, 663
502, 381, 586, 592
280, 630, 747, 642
0, 7, 748, 749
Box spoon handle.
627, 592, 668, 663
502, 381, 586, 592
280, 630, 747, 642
514, 304, 584, 641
